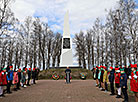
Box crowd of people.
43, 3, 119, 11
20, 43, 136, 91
93, 64, 138, 102
0, 65, 40, 98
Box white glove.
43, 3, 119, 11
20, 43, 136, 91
133, 75, 137, 79
129, 76, 132, 79
2, 72, 4, 75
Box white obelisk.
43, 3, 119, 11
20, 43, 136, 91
60, 11, 73, 67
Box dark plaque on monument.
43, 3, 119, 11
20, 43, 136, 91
63, 38, 70, 49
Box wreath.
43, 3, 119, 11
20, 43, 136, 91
80, 73, 86, 80
52, 73, 60, 80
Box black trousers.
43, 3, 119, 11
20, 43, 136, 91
122, 87, 128, 101
33, 78, 36, 84
110, 82, 114, 94
105, 82, 108, 91
17, 79, 21, 89
27, 78, 30, 85
7, 80, 12, 93
99, 79, 101, 88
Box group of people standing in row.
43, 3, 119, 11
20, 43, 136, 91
0, 65, 40, 98
93, 64, 138, 102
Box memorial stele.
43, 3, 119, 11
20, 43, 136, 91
60, 11, 73, 67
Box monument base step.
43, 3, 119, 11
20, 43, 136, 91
49, 66, 82, 69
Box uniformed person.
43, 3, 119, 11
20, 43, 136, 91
65, 66, 71, 84
120, 68, 128, 102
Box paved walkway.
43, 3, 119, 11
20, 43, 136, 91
0, 80, 128, 102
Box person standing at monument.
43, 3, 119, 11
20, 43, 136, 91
129, 64, 138, 102
98, 66, 101, 88
13, 70, 18, 91
103, 66, 108, 92
95, 66, 99, 87
6, 65, 13, 94
0, 68, 3, 97
65, 66, 71, 84
35, 67, 39, 80
109, 66, 115, 95
120, 68, 128, 102
32, 68, 36, 84
100, 66, 105, 91
0, 68, 7, 97
17, 68, 21, 90
0, 67, 7, 97
114, 67, 121, 98
27, 68, 31, 86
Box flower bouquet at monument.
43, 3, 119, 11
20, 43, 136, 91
80, 73, 86, 80
52, 73, 60, 80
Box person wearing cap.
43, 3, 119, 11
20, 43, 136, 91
129, 64, 138, 102
27, 68, 32, 86
115, 67, 122, 98
93, 67, 97, 85
100, 66, 105, 91
103, 66, 108, 92
109, 66, 115, 95
21, 68, 26, 87
120, 68, 128, 102
65, 66, 71, 84
35, 67, 39, 80
24, 68, 28, 87
22, 67, 28, 88
6, 65, 13, 94
13, 70, 18, 91
95, 66, 99, 87
32, 68, 36, 84
93, 67, 96, 80
136, 69, 138, 102
98, 66, 101, 88
0, 68, 5, 97
17, 68, 21, 90
0, 68, 3, 98
0, 68, 7, 97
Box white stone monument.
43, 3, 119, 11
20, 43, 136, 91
60, 11, 73, 67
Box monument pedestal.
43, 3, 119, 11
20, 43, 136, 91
49, 66, 82, 69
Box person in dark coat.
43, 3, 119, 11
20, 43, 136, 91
100, 66, 105, 91
109, 66, 115, 95
95, 66, 99, 87
127, 65, 132, 78
16, 68, 21, 90
32, 68, 36, 84
6, 65, 13, 94
65, 66, 71, 84
27, 68, 31, 86
120, 68, 128, 102
35, 67, 40, 80
0, 68, 7, 97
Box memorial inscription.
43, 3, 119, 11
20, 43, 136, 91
63, 38, 70, 49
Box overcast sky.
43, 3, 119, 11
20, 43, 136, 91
10, 0, 122, 35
